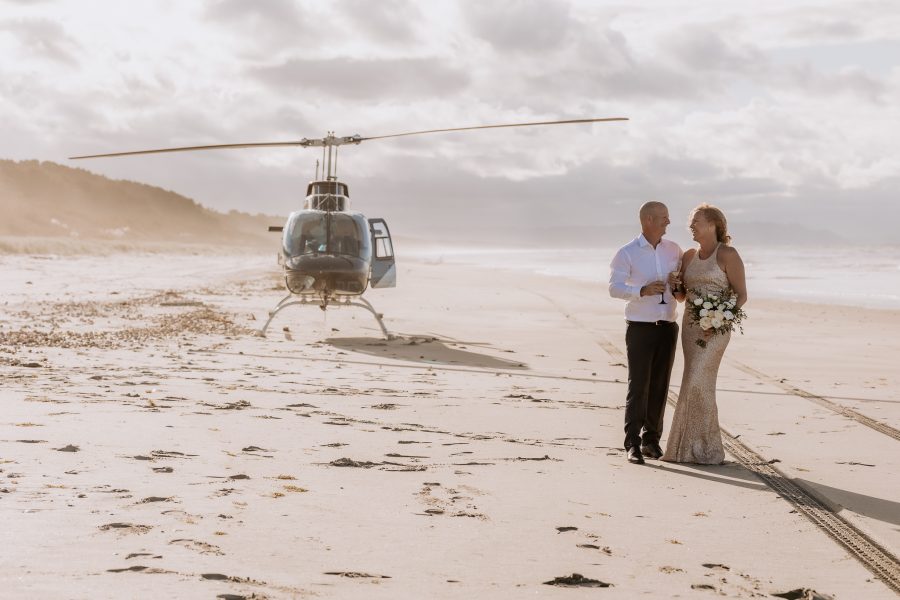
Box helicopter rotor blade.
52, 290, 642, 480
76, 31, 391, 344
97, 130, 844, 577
69, 117, 626, 159
359, 117, 628, 142
69, 140, 310, 160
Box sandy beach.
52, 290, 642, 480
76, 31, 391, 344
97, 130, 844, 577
1, 247, 898, 599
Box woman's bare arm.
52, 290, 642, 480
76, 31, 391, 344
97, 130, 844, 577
720, 246, 748, 308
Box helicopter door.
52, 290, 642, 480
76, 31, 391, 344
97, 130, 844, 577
368, 218, 396, 288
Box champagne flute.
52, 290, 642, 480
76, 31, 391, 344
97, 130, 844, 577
661, 269, 681, 304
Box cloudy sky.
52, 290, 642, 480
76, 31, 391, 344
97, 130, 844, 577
1, 0, 898, 244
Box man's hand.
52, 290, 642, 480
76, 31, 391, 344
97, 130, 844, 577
640, 281, 666, 297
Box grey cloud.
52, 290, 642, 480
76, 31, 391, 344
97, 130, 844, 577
250, 56, 469, 100
461, 0, 573, 54
780, 63, 887, 102
664, 26, 766, 74
203, 0, 320, 48
0, 18, 79, 65
335, 0, 421, 44
205, 0, 302, 26
787, 18, 863, 41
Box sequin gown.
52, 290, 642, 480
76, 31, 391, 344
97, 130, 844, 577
662, 244, 729, 464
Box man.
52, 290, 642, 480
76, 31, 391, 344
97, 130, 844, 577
609, 202, 683, 465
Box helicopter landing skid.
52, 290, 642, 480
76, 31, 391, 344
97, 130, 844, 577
257, 294, 393, 340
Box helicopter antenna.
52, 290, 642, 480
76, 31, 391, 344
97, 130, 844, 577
333, 144, 339, 182
315, 159, 320, 180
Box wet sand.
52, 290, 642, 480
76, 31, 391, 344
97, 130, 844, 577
1, 249, 898, 599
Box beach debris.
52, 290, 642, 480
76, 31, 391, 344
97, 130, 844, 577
514, 455, 554, 461
152, 450, 196, 459
229, 474, 250, 480
139, 496, 172, 503
543, 573, 611, 588
216, 400, 251, 410
325, 571, 391, 579
370, 403, 399, 410
835, 461, 875, 467
385, 453, 428, 459
556, 526, 578, 533
152, 467, 174, 473
659, 566, 684, 574
55, 444, 80, 452
16, 439, 47, 444
241, 446, 269, 452
329, 458, 380, 468
692, 583, 717, 590
772, 589, 835, 600
702, 563, 730, 570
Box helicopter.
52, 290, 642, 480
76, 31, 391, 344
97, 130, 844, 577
70, 117, 627, 338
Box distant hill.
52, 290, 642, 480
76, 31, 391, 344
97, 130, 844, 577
0, 159, 279, 247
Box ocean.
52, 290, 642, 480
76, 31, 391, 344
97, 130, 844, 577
406, 245, 900, 310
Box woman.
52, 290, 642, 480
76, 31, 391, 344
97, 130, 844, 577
662, 204, 748, 464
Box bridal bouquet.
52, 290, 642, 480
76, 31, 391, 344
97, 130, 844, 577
687, 289, 747, 347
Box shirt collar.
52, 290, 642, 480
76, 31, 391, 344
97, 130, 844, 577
637, 234, 651, 248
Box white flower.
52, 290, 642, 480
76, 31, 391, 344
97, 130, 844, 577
693, 298, 703, 306
699, 308, 709, 317
714, 310, 724, 320
711, 295, 718, 301
711, 317, 723, 329
717, 303, 725, 310
702, 301, 713, 309
699, 316, 713, 330
724, 310, 734, 320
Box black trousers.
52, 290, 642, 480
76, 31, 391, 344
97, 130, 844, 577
624, 320, 678, 450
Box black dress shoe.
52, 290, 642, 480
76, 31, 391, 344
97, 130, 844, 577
627, 447, 645, 465
640, 442, 663, 460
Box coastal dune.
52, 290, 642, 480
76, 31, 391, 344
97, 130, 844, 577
1, 249, 898, 598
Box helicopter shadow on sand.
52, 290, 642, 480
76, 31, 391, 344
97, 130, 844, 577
324, 335, 528, 370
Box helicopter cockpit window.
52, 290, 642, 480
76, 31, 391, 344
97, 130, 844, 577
285, 212, 364, 258
300, 217, 327, 255
329, 214, 361, 256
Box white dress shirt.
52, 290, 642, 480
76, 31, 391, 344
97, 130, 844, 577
609, 234, 683, 322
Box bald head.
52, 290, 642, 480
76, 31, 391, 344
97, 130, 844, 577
639, 201, 667, 221
639, 201, 670, 245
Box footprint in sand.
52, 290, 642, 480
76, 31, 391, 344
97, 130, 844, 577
543, 573, 611, 588
98, 522, 152, 534
170, 538, 224, 556
138, 496, 174, 504
324, 571, 391, 579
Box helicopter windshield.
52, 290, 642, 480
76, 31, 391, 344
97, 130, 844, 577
284, 212, 368, 258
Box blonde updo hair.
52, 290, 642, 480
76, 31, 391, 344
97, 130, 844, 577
691, 203, 731, 245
